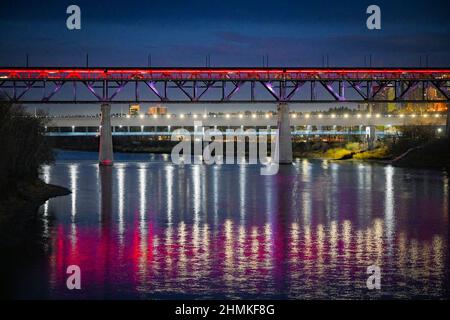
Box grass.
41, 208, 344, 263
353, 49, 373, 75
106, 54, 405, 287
323, 148, 353, 159
353, 146, 390, 160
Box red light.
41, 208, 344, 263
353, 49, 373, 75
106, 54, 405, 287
0, 67, 449, 81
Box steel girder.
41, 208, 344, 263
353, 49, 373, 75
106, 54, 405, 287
0, 67, 449, 104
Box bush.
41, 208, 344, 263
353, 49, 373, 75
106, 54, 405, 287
401, 125, 436, 141
353, 147, 389, 159
0, 98, 53, 195
345, 142, 363, 152
323, 148, 352, 159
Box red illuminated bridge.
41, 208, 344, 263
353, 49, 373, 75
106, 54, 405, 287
1, 67, 448, 166
0, 67, 449, 104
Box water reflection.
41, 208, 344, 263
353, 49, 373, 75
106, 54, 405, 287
38, 156, 449, 299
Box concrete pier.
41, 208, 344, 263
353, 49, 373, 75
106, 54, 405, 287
276, 103, 293, 164
367, 125, 377, 150
99, 103, 114, 166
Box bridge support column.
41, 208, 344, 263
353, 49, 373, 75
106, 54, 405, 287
99, 103, 114, 166
366, 125, 376, 150
276, 102, 293, 164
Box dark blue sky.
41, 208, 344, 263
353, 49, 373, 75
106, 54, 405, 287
1, 0, 450, 67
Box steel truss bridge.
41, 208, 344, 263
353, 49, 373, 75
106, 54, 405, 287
0, 67, 449, 104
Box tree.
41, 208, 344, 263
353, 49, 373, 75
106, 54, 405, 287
0, 97, 54, 195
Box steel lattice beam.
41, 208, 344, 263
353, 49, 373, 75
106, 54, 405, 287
0, 67, 449, 103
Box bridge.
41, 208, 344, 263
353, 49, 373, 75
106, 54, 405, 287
44, 113, 446, 135
1, 67, 450, 104
1, 67, 449, 165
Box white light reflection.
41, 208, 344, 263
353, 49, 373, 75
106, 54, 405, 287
384, 166, 395, 248
69, 164, 79, 248
224, 219, 234, 285
265, 175, 274, 219
42, 165, 51, 218
41, 165, 51, 238
166, 166, 174, 225
69, 164, 78, 219
138, 163, 148, 283
42, 165, 51, 184
239, 165, 246, 222
302, 160, 312, 225
329, 163, 339, 220
192, 165, 201, 224
263, 224, 272, 269
213, 166, 219, 227
139, 163, 147, 221
357, 163, 371, 222
117, 165, 125, 239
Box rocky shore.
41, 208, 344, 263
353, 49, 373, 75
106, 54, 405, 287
0, 179, 70, 251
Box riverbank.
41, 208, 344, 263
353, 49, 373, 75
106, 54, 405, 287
0, 179, 70, 249
317, 139, 449, 170
5, 150, 449, 299
0, 179, 70, 299
1, 178, 70, 212
390, 138, 450, 169
47, 136, 450, 170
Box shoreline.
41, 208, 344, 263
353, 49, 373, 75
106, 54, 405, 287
0, 179, 70, 299
0, 179, 71, 250
53, 146, 449, 172
1, 179, 71, 212
48, 135, 449, 171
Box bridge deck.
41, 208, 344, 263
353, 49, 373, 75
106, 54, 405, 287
1, 67, 449, 104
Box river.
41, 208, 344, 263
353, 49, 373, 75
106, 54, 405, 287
11, 150, 450, 299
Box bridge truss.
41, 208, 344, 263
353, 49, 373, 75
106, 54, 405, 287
0, 67, 449, 104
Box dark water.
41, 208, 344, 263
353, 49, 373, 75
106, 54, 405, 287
19, 151, 450, 299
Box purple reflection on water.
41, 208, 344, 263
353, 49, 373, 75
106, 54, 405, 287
30, 153, 450, 299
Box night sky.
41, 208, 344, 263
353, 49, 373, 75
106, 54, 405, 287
1, 0, 450, 67
1, 0, 449, 113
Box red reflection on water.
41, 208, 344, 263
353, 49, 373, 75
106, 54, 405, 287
44, 165, 448, 299
46, 214, 447, 299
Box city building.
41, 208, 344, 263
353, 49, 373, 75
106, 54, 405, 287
147, 104, 168, 115
129, 104, 140, 115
